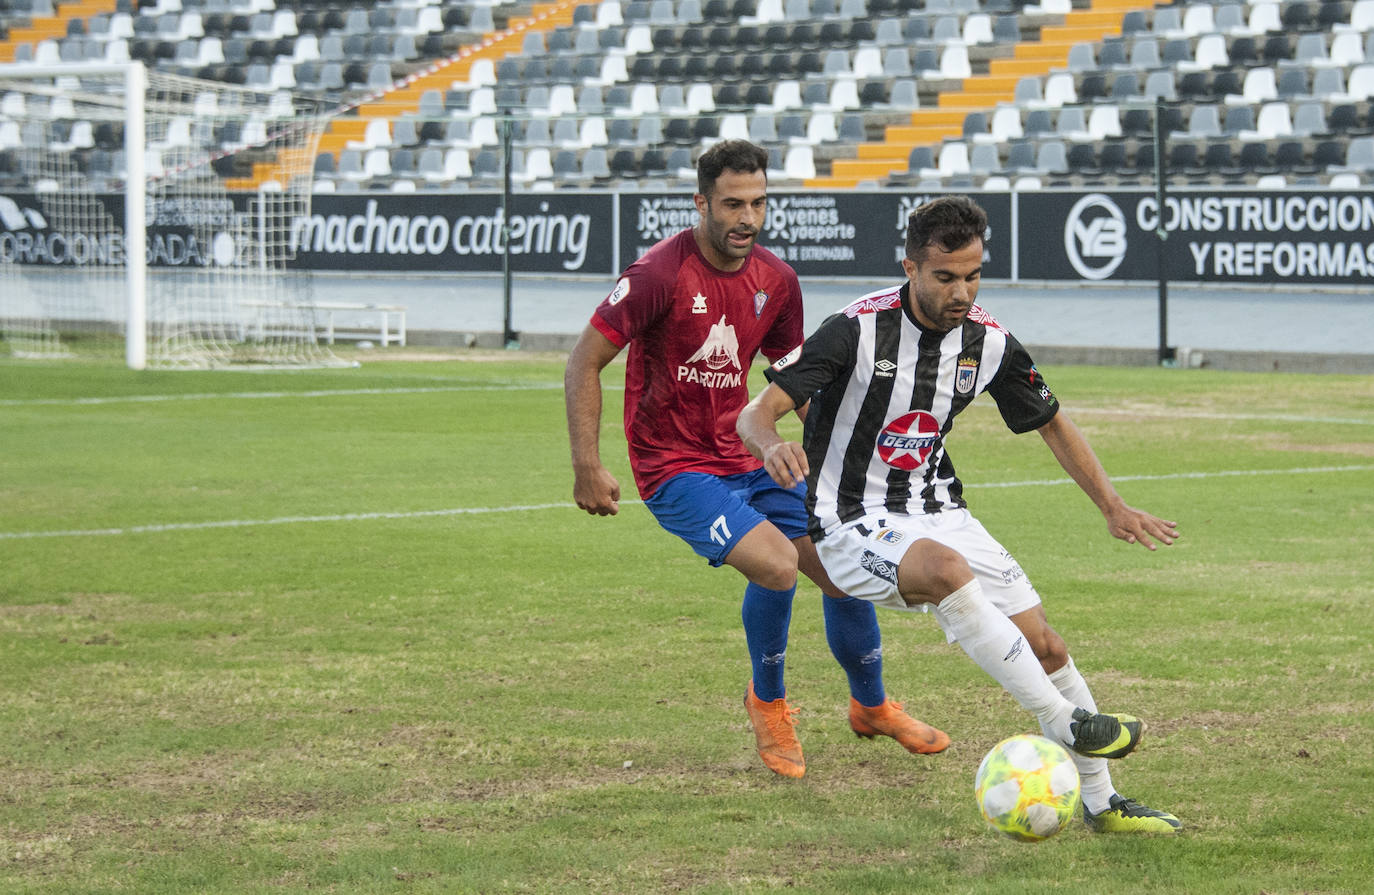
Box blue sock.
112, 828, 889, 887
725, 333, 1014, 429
742, 581, 795, 702
823, 594, 886, 707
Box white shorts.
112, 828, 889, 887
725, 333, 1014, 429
816, 509, 1042, 624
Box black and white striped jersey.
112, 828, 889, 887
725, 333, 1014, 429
766, 282, 1059, 540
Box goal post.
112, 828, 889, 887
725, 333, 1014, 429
0, 60, 345, 369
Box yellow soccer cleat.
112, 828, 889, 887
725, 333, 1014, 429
1084, 795, 1182, 834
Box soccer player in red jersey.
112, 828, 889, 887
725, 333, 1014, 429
564, 141, 948, 778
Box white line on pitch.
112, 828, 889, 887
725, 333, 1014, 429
1, 389, 1362, 425
1070, 407, 1373, 426
0, 384, 570, 407
974, 464, 1374, 489
2, 464, 1370, 541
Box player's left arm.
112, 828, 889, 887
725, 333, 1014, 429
738, 383, 809, 488
1035, 411, 1179, 550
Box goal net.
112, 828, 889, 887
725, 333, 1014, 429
0, 61, 345, 369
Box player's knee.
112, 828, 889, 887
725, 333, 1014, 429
898, 539, 974, 604
752, 563, 797, 592
925, 543, 975, 595
749, 544, 799, 592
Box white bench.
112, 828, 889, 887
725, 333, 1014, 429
312, 301, 407, 347
242, 301, 406, 347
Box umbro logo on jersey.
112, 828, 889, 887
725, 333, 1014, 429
873, 359, 897, 378
859, 550, 899, 585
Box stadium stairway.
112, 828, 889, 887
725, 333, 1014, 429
0, 0, 119, 62
232, 0, 583, 191
811, 0, 1153, 189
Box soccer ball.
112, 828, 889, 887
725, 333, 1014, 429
974, 734, 1082, 842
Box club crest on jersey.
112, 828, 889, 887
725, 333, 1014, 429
608, 277, 630, 306
956, 356, 979, 394
876, 529, 905, 545
691, 292, 708, 314
876, 410, 941, 471
753, 290, 769, 318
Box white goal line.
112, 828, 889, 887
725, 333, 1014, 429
2, 465, 1370, 541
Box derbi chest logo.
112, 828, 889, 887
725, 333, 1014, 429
876, 410, 941, 471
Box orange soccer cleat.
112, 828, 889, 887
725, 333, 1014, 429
848, 697, 951, 755
744, 681, 805, 778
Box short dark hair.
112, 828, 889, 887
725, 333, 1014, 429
696, 139, 769, 198
905, 195, 988, 263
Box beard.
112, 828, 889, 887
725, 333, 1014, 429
914, 290, 970, 333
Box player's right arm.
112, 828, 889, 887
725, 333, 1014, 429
564, 324, 624, 516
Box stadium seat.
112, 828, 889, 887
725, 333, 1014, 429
1310, 139, 1346, 170
1254, 102, 1294, 139
1237, 140, 1274, 173
1067, 43, 1095, 72
749, 113, 777, 144
782, 145, 815, 180
906, 145, 937, 177
1340, 136, 1374, 170
962, 110, 988, 142
1055, 107, 1090, 141
1042, 72, 1078, 106
1099, 142, 1130, 173
1292, 102, 1330, 137
986, 106, 1023, 143
1088, 105, 1123, 140
1097, 39, 1128, 68
1182, 3, 1216, 36
1222, 105, 1256, 137
1066, 142, 1098, 174
937, 141, 970, 177
1036, 140, 1068, 173
1347, 65, 1374, 101
1248, 2, 1282, 33
1024, 109, 1054, 138
1144, 71, 1177, 102
970, 142, 1000, 174
1004, 140, 1037, 172
1187, 104, 1223, 140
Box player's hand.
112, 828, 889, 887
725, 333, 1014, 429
1105, 503, 1177, 551
762, 440, 809, 488
573, 465, 621, 516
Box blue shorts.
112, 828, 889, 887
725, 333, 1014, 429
644, 468, 809, 567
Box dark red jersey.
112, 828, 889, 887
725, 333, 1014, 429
590, 229, 804, 498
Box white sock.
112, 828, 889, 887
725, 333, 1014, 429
1047, 657, 1115, 815
932, 580, 1077, 745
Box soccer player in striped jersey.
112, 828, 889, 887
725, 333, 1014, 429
564, 141, 948, 779
737, 195, 1181, 832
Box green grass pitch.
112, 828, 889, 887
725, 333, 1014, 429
2, 351, 1371, 894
